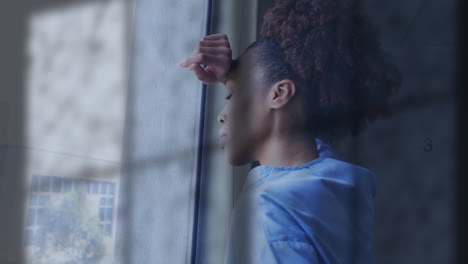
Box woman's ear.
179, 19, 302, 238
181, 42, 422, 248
269, 79, 296, 109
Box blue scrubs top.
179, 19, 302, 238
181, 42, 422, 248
224, 138, 376, 264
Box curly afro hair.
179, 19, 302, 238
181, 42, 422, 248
244, 0, 401, 144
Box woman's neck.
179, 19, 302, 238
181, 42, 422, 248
255, 131, 319, 167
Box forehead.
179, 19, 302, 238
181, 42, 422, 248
226, 51, 262, 87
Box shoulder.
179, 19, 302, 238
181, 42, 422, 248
255, 157, 376, 262
261, 157, 376, 207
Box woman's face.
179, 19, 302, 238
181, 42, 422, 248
217, 51, 270, 166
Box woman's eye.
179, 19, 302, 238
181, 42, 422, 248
225, 93, 232, 100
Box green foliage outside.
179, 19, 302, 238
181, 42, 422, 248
29, 192, 106, 264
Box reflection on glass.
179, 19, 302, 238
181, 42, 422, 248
25, 176, 119, 262
22, 0, 128, 263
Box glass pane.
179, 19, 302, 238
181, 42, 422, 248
52, 177, 61, 192
18, 0, 131, 263
194, 0, 258, 263
107, 197, 114, 206
100, 182, 107, 194
109, 183, 115, 195
100, 208, 106, 221
91, 181, 99, 194
2, 0, 209, 262
26, 209, 36, 227
113, 0, 208, 263
31, 175, 39, 192
38, 176, 50, 192
105, 208, 113, 221
63, 179, 72, 193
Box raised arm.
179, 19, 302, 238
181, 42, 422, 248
177, 33, 233, 85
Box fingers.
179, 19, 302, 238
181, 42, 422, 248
195, 39, 231, 49
192, 46, 231, 57
178, 53, 229, 68
190, 64, 217, 84
177, 33, 232, 85
203, 33, 229, 42
179, 42, 231, 68
178, 33, 231, 66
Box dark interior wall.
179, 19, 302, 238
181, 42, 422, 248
255, 0, 459, 263
455, 1, 468, 263
358, 1, 457, 263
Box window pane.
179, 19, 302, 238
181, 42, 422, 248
63, 179, 72, 192
100, 182, 107, 195
193, 0, 258, 263
27, 209, 36, 227
105, 208, 113, 221
30, 175, 39, 192
52, 177, 61, 192
29, 195, 38, 206
109, 183, 115, 195
37, 195, 49, 206
20, 0, 130, 263
39, 176, 49, 192
99, 208, 105, 221
91, 181, 99, 194
113, 0, 208, 263
100, 197, 106, 206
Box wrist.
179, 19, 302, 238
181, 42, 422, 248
220, 76, 228, 85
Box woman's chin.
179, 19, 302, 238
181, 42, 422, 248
223, 147, 253, 166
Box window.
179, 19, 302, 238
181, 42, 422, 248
16, 0, 130, 263
99, 185, 116, 236
13, 0, 218, 263
25, 194, 50, 246
112, 0, 211, 262
182, 0, 261, 263
25, 176, 119, 247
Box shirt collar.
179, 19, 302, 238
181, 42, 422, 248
242, 138, 337, 192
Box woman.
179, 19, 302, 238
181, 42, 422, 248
178, 0, 400, 263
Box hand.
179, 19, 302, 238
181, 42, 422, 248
177, 33, 233, 85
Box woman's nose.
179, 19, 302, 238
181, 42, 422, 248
217, 112, 226, 124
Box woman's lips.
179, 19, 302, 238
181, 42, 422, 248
219, 129, 227, 148
219, 135, 227, 148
